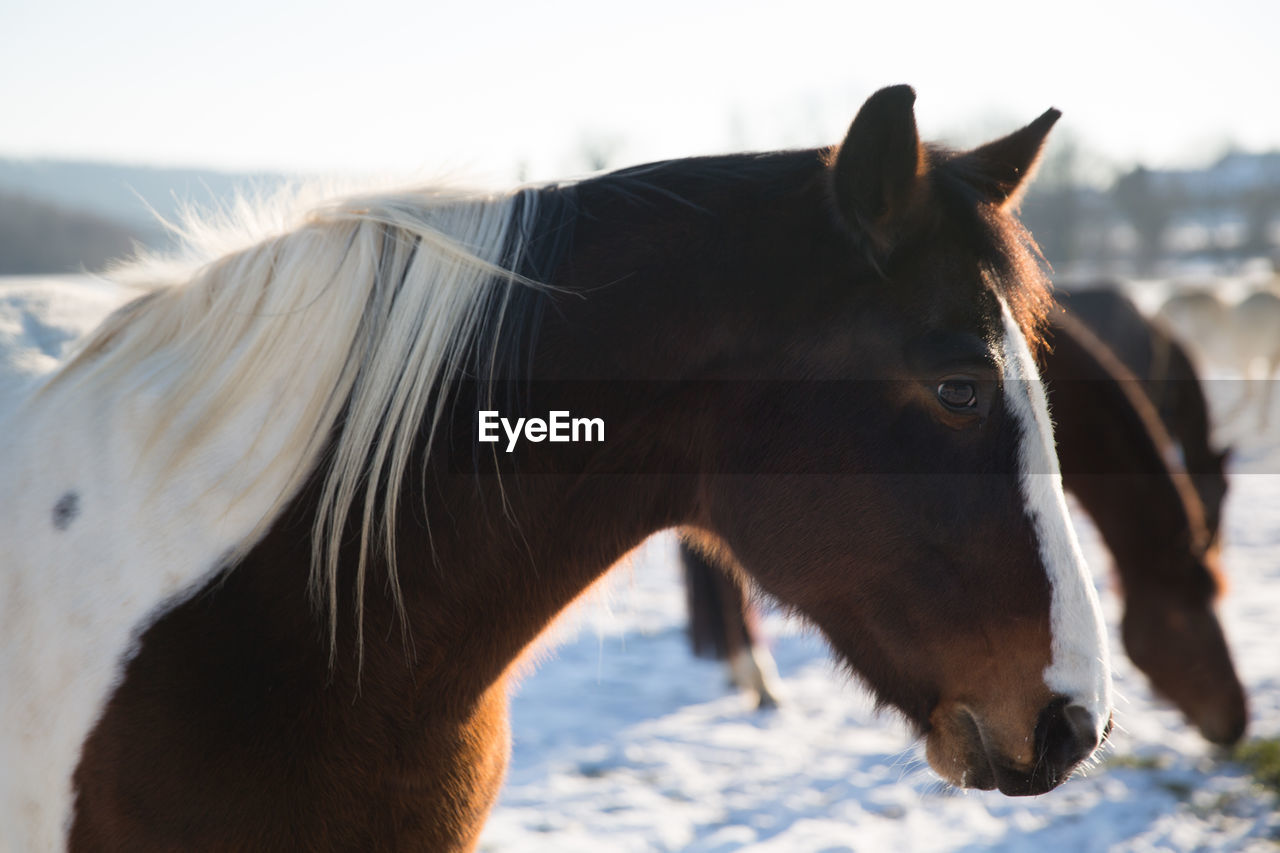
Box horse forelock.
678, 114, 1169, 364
915, 148, 1055, 356
38, 180, 563, 660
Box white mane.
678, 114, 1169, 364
41, 181, 546, 653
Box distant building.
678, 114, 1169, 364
1023, 151, 1280, 278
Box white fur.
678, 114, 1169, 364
728, 645, 783, 709
0, 185, 538, 850
999, 303, 1113, 737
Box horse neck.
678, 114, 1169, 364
356, 167, 823, 698
1160, 335, 1218, 471
370, 153, 834, 697
388, 470, 697, 700
1046, 315, 1210, 594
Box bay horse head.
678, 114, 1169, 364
655, 86, 1114, 795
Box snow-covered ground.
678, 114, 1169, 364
4, 275, 1278, 851
0, 274, 144, 402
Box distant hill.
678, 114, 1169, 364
0, 159, 291, 274
0, 159, 287, 232
0, 190, 143, 274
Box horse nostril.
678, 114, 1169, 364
1064, 704, 1101, 752
1200, 704, 1248, 746
987, 700, 1109, 796
1034, 698, 1100, 780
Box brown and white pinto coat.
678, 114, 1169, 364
1, 87, 1110, 850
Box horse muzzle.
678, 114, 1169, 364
926, 698, 1111, 796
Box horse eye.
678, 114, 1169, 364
937, 380, 978, 410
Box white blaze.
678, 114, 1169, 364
999, 302, 1112, 736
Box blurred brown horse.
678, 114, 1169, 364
685, 299, 1247, 745
1058, 286, 1230, 544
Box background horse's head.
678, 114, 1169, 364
1120, 544, 1246, 746
682, 87, 1112, 795
1125, 426, 1242, 746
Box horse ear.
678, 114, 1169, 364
830, 84, 927, 251
960, 108, 1062, 209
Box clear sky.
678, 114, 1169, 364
2, 0, 1277, 182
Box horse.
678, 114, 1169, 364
0, 86, 1112, 851
681, 304, 1247, 746
1157, 288, 1231, 368
1155, 286, 1274, 429
1227, 288, 1280, 428
1057, 285, 1231, 545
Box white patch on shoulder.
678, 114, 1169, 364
0, 186, 532, 848
998, 302, 1112, 735
0, 293, 327, 850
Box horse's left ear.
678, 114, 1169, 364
830, 84, 928, 253
960, 108, 1062, 209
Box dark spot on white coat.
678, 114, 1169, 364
53, 492, 80, 530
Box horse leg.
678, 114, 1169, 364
681, 539, 781, 709
717, 567, 783, 710
683, 541, 732, 661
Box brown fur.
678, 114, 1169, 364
681, 537, 754, 663
925, 619, 1055, 791
1057, 285, 1231, 546
683, 306, 1246, 747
